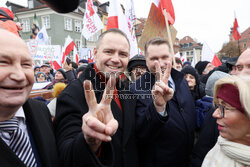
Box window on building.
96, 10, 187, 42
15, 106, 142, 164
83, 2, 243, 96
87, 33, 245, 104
186, 52, 189, 56
74, 20, 81, 32
75, 40, 81, 50
41, 15, 50, 29
88, 35, 96, 42
189, 43, 193, 47
191, 51, 193, 55
65, 17, 72, 31
21, 18, 30, 32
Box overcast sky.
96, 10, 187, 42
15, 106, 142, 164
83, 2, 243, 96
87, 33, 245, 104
3, 0, 250, 53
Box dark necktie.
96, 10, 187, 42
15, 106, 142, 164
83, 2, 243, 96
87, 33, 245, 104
168, 80, 173, 88
0, 117, 37, 167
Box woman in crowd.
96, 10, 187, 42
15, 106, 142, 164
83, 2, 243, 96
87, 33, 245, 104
45, 68, 67, 89
202, 75, 250, 167
35, 71, 47, 83
181, 65, 206, 101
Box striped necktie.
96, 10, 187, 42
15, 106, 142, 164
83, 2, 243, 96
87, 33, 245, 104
0, 117, 37, 167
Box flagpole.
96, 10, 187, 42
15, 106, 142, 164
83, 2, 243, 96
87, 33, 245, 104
163, 9, 176, 68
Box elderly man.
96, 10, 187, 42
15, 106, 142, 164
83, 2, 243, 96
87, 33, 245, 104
54, 29, 172, 167
0, 29, 58, 166
130, 37, 196, 167
235, 48, 250, 75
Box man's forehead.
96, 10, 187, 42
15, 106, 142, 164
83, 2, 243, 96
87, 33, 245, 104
237, 50, 250, 64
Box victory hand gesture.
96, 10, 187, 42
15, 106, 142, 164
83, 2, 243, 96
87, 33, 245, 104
152, 61, 174, 113
82, 76, 118, 152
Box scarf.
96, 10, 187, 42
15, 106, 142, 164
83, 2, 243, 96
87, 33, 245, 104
202, 136, 250, 167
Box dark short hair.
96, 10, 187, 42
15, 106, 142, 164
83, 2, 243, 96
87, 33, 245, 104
144, 37, 170, 57
96, 28, 130, 50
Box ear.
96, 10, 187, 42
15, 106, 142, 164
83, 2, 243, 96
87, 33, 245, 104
93, 47, 98, 61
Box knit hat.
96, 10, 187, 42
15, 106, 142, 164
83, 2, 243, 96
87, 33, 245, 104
78, 59, 88, 65
195, 61, 210, 75
216, 84, 244, 113
127, 54, 146, 72
205, 71, 229, 97
183, 61, 191, 66
57, 68, 66, 79
40, 64, 50, 68
181, 65, 200, 83
34, 65, 40, 71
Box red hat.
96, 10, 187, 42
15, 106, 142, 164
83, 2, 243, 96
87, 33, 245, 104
216, 84, 245, 113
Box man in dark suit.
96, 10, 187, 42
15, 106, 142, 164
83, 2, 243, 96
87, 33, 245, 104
54, 28, 173, 167
0, 28, 59, 167
130, 37, 196, 167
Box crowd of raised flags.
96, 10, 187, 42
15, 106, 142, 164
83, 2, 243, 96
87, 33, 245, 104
27, 0, 243, 71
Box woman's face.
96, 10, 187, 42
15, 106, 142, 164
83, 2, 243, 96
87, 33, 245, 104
36, 74, 46, 82
184, 74, 196, 90
213, 98, 250, 144
55, 71, 64, 81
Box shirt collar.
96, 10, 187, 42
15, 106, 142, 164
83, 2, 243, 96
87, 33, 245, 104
15, 107, 26, 121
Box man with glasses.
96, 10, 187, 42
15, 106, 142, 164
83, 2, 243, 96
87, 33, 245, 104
234, 49, 250, 75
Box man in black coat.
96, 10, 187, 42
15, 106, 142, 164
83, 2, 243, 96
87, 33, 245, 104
0, 29, 59, 167
130, 37, 196, 167
54, 29, 173, 167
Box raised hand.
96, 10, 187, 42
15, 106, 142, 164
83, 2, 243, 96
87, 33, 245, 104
82, 76, 118, 152
152, 60, 174, 113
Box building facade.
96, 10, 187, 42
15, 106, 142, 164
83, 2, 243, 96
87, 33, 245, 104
179, 36, 203, 62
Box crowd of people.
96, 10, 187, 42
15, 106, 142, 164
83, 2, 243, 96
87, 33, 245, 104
0, 3, 250, 167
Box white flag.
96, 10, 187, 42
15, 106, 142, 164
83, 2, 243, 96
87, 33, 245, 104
201, 41, 214, 62
174, 52, 181, 58
191, 48, 197, 67
82, 0, 104, 39
73, 46, 79, 63
36, 26, 49, 45
124, 0, 138, 58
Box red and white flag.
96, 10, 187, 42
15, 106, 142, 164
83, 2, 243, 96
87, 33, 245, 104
181, 52, 187, 63
152, 0, 175, 25
233, 18, 241, 41
211, 54, 222, 67
107, 0, 138, 58
201, 41, 221, 67
82, 0, 104, 39
62, 35, 76, 64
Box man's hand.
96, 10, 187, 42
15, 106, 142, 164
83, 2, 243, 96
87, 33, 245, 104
62, 60, 72, 72
152, 61, 174, 113
82, 76, 118, 152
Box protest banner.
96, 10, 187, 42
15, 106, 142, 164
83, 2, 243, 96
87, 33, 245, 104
30, 45, 62, 66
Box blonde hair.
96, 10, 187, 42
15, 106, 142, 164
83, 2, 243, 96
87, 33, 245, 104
213, 75, 250, 119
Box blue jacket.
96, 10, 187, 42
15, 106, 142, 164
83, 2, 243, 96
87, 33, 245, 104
195, 96, 213, 128
130, 69, 196, 167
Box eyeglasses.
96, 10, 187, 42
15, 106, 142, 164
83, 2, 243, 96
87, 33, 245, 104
37, 75, 45, 78
214, 103, 237, 118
